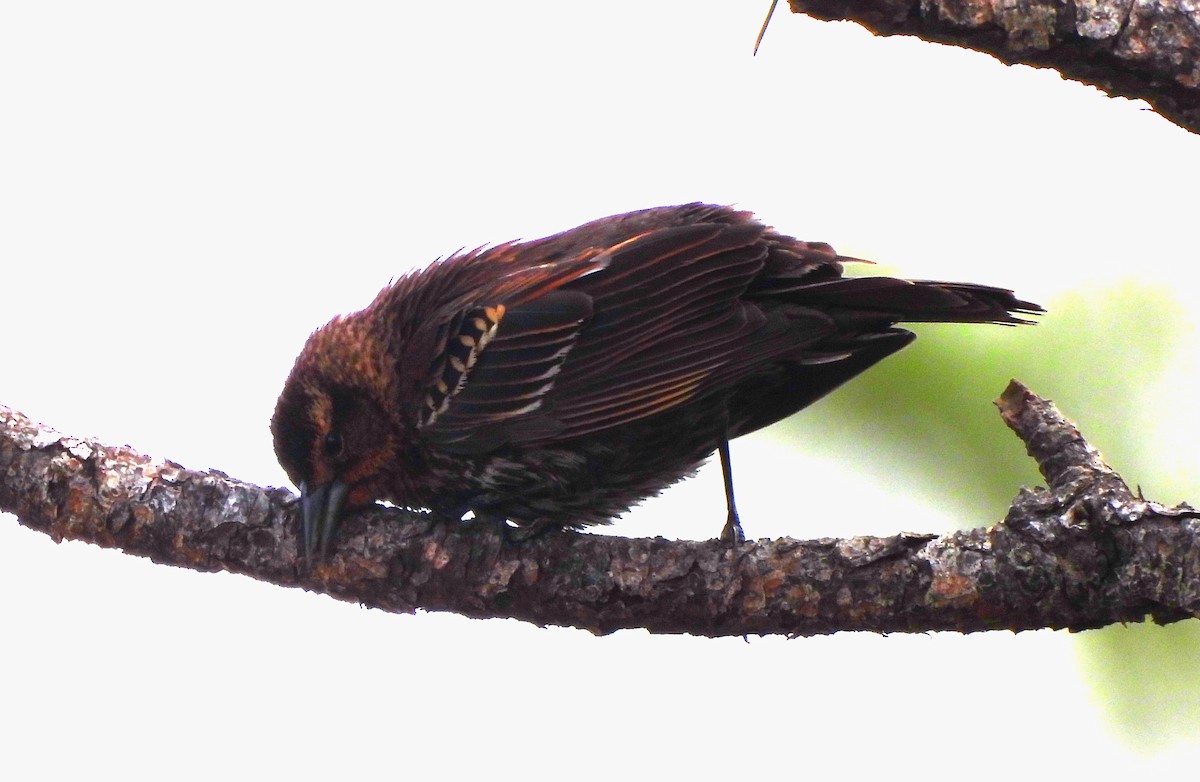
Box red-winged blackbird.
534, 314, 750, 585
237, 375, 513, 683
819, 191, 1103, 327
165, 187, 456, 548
272, 204, 1040, 557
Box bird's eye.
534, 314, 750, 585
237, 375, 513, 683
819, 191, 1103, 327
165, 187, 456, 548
323, 431, 344, 459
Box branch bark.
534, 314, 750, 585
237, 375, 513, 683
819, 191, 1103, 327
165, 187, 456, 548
1, 381, 1197, 636
784, 0, 1200, 135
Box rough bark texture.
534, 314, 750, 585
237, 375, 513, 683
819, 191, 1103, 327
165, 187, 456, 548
786, 0, 1200, 135
1, 382, 1197, 636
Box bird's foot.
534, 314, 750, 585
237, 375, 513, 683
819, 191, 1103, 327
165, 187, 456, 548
719, 511, 745, 544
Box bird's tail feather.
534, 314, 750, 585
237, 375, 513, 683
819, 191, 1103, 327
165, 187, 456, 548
776, 277, 1042, 326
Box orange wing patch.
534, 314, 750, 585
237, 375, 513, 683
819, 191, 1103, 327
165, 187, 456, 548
420, 305, 506, 428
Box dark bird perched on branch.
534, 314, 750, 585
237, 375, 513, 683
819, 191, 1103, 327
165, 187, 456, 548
272, 204, 1041, 558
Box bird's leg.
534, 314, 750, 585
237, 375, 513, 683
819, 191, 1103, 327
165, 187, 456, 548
451, 506, 499, 533
499, 517, 558, 544
718, 439, 745, 543
455, 505, 557, 543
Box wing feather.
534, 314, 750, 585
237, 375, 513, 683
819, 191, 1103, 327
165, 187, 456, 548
418, 211, 820, 452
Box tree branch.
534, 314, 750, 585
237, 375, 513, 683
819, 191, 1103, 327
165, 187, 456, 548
784, 0, 1200, 135
1, 381, 1196, 636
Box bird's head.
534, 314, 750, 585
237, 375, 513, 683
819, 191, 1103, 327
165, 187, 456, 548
271, 317, 397, 560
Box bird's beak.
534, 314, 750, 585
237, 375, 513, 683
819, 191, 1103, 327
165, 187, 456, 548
299, 480, 350, 561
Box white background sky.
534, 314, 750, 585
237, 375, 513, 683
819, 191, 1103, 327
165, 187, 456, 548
3, 2, 1199, 779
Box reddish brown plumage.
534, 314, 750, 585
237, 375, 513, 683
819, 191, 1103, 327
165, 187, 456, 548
271, 204, 1040, 555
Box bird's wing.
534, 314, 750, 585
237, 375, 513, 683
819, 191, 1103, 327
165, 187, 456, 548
417, 219, 833, 453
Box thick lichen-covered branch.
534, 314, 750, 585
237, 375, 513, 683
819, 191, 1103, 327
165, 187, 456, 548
784, 0, 1200, 135
1, 382, 1196, 636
